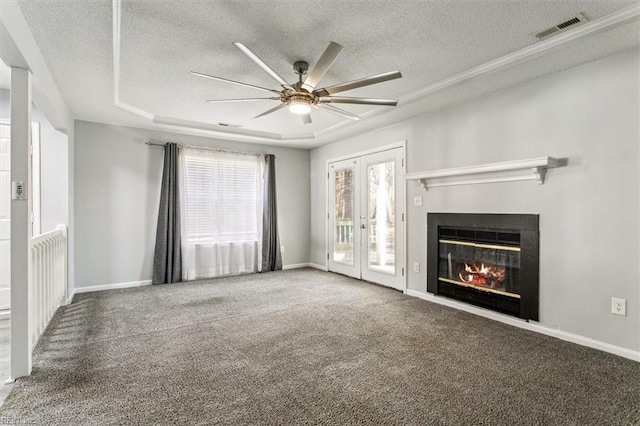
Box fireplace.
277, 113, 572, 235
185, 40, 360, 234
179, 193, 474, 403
427, 213, 539, 320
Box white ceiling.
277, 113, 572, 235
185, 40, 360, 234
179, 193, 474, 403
17, 0, 640, 148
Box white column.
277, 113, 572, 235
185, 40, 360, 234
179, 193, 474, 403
10, 67, 32, 380
67, 125, 74, 302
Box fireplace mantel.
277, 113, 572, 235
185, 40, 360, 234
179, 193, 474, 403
405, 157, 560, 190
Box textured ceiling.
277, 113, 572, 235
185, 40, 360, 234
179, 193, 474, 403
17, 0, 640, 147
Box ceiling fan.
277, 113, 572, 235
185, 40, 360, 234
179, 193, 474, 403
191, 41, 402, 125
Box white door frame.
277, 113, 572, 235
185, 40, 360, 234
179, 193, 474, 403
325, 141, 407, 292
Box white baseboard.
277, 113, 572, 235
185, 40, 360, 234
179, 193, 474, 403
282, 263, 310, 270
308, 263, 328, 271
72, 279, 152, 298
406, 289, 640, 363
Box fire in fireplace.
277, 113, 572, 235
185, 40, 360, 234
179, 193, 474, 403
427, 213, 539, 320
458, 263, 505, 287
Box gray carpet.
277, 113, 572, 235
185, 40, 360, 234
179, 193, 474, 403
0, 268, 638, 425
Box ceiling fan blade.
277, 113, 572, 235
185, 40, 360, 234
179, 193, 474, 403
191, 71, 280, 94
317, 103, 360, 120
233, 42, 293, 90
301, 41, 343, 93
313, 70, 402, 97
254, 103, 287, 119
205, 97, 280, 103
301, 113, 312, 125
321, 96, 398, 106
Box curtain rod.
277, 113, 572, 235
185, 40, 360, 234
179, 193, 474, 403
145, 141, 272, 157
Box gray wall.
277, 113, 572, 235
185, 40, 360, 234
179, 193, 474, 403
310, 49, 640, 352
74, 120, 310, 288
0, 89, 69, 234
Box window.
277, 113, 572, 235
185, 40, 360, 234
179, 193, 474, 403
181, 148, 262, 243
179, 147, 264, 279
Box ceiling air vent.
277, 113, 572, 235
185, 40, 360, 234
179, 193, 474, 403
217, 122, 242, 128
535, 13, 588, 40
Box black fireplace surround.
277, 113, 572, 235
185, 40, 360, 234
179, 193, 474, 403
427, 213, 539, 320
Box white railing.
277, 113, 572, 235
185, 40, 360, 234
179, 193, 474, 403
30, 224, 67, 348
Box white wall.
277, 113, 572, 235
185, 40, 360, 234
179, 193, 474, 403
310, 49, 640, 353
0, 89, 69, 234
74, 120, 310, 289
35, 103, 68, 233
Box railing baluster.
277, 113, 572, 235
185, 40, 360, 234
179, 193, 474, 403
37, 243, 42, 343
45, 240, 49, 333
56, 237, 61, 304
31, 247, 36, 346
43, 241, 48, 328
54, 237, 58, 305
29, 226, 68, 351
38, 243, 43, 344
40, 243, 45, 339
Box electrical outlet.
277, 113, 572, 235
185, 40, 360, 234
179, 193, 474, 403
413, 262, 420, 273
611, 297, 626, 316
280, 245, 285, 254
413, 196, 422, 207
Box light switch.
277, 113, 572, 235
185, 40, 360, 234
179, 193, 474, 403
413, 196, 422, 207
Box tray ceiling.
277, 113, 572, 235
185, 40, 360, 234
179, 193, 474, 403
17, 0, 640, 148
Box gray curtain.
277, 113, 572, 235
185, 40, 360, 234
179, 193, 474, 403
262, 154, 282, 272
152, 143, 182, 284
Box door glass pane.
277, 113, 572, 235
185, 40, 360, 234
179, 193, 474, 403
367, 161, 395, 274
333, 168, 354, 265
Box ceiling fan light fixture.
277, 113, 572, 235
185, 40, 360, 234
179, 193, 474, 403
289, 100, 311, 115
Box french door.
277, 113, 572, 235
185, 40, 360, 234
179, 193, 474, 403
328, 147, 404, 290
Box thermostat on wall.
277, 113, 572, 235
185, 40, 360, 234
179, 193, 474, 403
12, 181, 27, 200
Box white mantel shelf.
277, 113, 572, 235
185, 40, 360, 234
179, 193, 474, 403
405, 157, 560, 190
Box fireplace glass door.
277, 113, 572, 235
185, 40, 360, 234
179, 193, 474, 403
437, 229, 521, 299
428, 214, 539, 320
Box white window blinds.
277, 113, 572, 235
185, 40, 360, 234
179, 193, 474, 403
179, 147, 264, 279
181, 148, 262, 243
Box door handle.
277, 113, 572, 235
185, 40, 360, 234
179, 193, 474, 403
361, 224, 366, 229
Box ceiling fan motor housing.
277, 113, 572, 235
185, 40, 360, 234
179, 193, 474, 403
285, 92, 316, 106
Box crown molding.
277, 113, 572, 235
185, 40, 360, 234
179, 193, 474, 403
400, 4, 640, 105
152, 116, 315, 143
